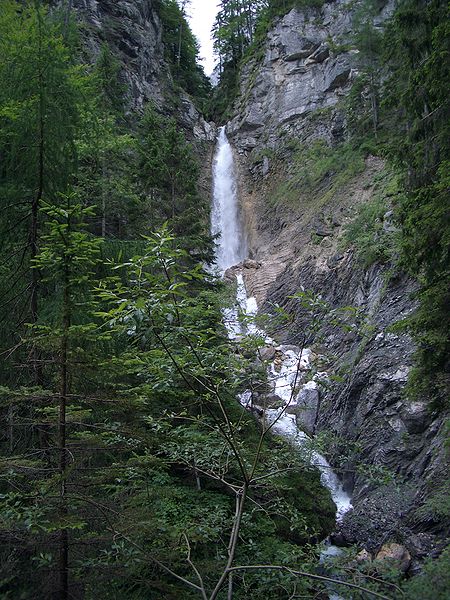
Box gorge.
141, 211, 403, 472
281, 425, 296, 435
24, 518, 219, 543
0, 1, 448, 598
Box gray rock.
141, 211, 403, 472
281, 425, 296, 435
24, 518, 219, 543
259, 346, 276, 361
323, 57, 351, 92
260, 394, 285, 408
294, 383, 319, 434
400, 401, 430, 434
243, 259, 261, 270
69, 0, 210, 135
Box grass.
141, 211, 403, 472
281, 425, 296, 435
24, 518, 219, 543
342, 169, 401, 267
271, 138, 366, 209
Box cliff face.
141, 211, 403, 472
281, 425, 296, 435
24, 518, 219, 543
68, 0, 214, 139
229, 0, 393, 151
228, 0, 448, 563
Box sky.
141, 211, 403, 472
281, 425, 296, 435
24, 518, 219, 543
186, 0, 220, 76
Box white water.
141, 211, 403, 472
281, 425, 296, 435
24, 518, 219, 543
211, 124, 352, 534
263, 346, 352, 521
211, 127, 247, 273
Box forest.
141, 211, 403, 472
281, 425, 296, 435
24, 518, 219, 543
0, 0, 448, 599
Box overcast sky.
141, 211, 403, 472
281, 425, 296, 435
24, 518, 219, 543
186, 0, 220, 76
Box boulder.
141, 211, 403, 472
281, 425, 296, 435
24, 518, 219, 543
259, 346, 276, 361
356, 549, 372, 563
294, 382, 319, 433
260, 393, 285, 409
376, 543, 411, 573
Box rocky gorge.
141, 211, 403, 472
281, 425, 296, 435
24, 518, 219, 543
65, 0, 448, 581
224, 0, 449, 571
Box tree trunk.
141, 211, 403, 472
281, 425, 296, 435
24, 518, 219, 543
58, 210, 71, 600
32, 2, 45, 385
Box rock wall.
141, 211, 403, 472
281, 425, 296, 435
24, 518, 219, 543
228, 0, 394, 152
228, 0, 449, 564
66, 0, 214, 140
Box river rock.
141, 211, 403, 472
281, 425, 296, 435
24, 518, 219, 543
259, 346, 276, 361
260, 393, 285, 409
294, 382, 319, 434
376, 543, 411, 573
276, 344, 300, 354
356, 549, 372, 563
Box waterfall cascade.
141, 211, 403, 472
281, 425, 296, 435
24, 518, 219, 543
210, 126, 352, 530
211, 127, 247, 273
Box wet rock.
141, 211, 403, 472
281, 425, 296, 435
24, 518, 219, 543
356, 549, 372, 563
294, 382, 320, 434
376, 543, 411, 573
259, 346, 276, 361
261, 394, 285, 409
277, 344, 301, 354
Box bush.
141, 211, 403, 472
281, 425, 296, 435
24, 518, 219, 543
403, 546, 450, 600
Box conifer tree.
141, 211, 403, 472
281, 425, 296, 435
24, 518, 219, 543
139, 105, 214, 263
0, 0, 83, 381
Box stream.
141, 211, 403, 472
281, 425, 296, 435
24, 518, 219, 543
211, 126, 352, 596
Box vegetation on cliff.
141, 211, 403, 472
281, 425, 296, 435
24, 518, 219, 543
347, 0, 449, 406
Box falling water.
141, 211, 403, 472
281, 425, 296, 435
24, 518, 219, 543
211, 126, 351, 590
211, 127, 247, 273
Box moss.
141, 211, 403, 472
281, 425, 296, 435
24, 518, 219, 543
270, 138, 366, 211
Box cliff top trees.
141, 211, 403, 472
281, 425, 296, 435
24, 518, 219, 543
157, 0, 211, 105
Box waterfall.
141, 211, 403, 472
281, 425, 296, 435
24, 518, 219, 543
210, 125, 351, 540
211, 127, 246, 273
